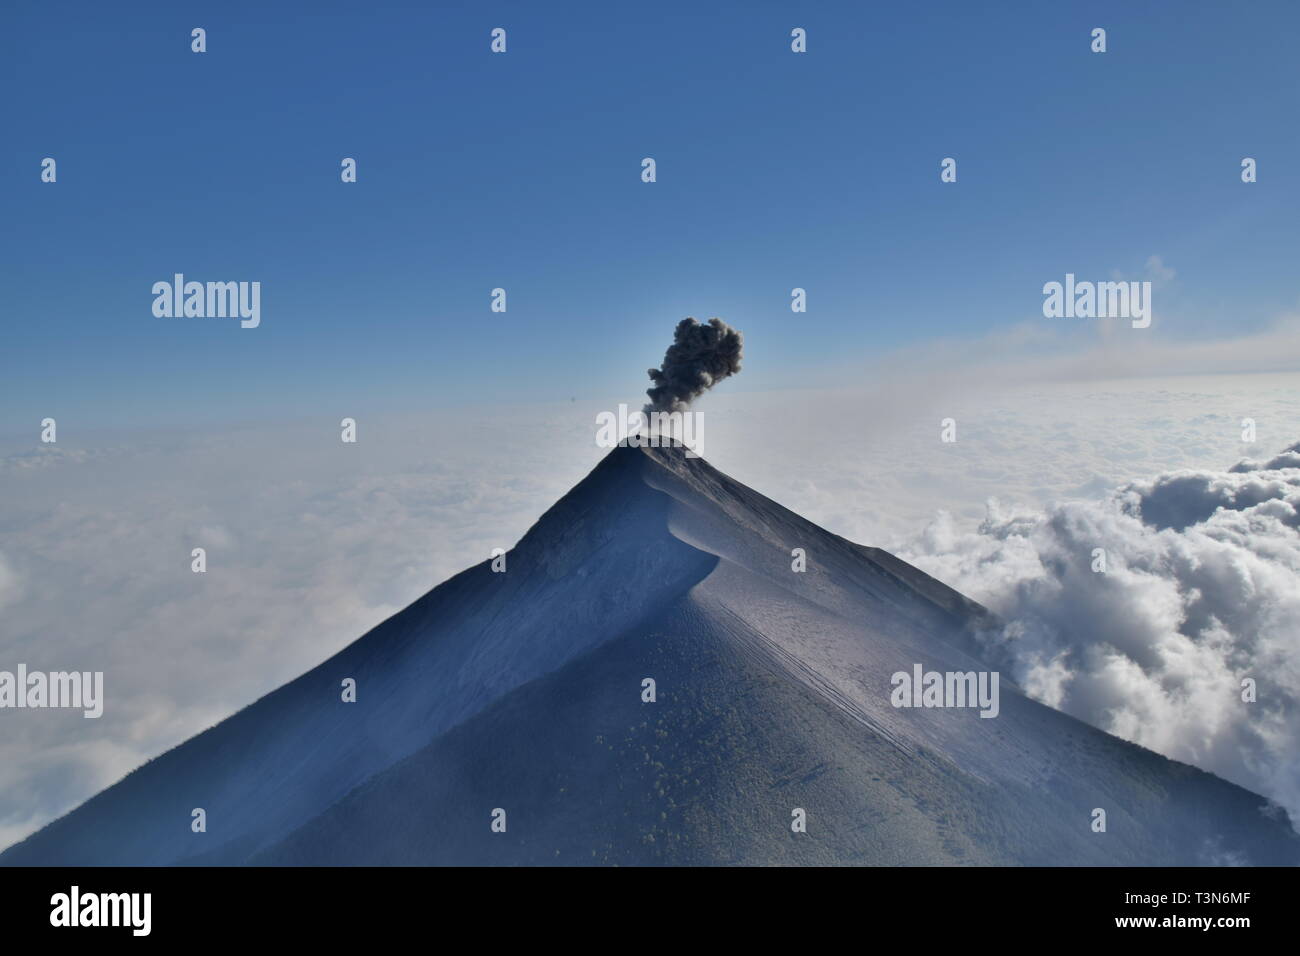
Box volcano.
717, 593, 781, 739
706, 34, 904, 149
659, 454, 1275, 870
3, 443, 1295, 866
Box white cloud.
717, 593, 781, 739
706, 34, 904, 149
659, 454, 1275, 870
1144, 254, 1177, 283
897, 442, 1300, 827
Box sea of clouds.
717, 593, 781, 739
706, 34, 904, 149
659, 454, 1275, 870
1, 370, 1298, 848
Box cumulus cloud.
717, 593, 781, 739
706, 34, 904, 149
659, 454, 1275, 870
1121, 460, 1300, 531
900, 442, 1300, 828
1230, 441, 1300, 473
1144, 254, 1177, 283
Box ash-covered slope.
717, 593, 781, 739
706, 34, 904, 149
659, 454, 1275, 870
4, 443, 1295, 866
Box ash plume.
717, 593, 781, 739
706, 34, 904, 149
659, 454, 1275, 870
644, 317, 744, 415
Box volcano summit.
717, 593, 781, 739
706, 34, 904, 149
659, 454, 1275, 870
2, 443, 1294, 866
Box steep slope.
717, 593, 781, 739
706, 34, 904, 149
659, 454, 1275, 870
256, 594, 1292, 866
4, 442, 1295, 865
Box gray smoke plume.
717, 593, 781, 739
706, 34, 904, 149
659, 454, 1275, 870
644, 317, 744, 415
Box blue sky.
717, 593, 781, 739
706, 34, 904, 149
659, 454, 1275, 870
3, 0, 1299, 433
